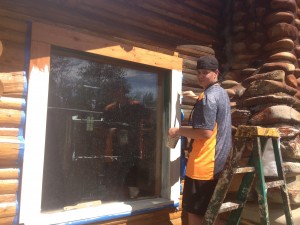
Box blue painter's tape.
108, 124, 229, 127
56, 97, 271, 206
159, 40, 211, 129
17, 136, 25, 164
22, 73, 28, 98
58, 203, 176, 225
21, 98, 26, 111
13, 200, 19, 225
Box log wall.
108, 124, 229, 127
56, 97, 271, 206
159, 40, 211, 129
0, 1, 225, 225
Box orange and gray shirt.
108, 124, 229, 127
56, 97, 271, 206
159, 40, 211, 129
186, 84, 232, 180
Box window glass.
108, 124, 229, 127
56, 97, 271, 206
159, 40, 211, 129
41, 48, 163, 211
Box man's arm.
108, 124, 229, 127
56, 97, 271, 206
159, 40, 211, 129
168, 126, 213, 140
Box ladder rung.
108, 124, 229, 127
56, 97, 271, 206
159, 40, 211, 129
233, 166, 255, 174
219, 201, 244, 213
266, 180, 285, 189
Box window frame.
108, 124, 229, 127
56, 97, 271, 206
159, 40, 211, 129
20, 22, 183, 225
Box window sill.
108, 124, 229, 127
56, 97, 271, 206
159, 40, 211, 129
22, 198, 178, 225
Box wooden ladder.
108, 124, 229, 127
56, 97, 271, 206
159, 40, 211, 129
202, 125, 294, 225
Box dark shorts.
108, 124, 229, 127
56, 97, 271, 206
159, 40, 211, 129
182, 176, 218, 216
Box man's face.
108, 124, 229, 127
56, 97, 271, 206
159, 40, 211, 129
196, 69, 218, 89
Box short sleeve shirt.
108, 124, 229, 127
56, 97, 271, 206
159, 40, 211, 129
185, 84, 232, 180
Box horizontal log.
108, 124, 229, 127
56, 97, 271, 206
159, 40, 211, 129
0, 169, 19, 180
0, 216, 14, 225
0, 194, 16, 203
0, 109, 25, 127
79, 0, 220, 45
0, 180, 18, 195
0, 137, 23, 165
177, 45, 214, 58
0, 28, 26, 45
0, 128, 20, 137
0, 202, 16, 218
182, 73, 198, 87
0, 16, 27, 33
0, 97, 25, 110
263, 11, 295, 25
243, 80, 297, 97
128, 0, 219, 34
0, 74, 26, 97
182, 59, 196, 70
0, 41, 25, 70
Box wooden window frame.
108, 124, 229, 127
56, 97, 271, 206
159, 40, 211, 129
19, 22, 182, 225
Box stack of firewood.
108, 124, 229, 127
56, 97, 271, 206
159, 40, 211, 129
222, 0, 300, 205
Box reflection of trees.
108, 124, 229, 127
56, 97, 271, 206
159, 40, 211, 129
49, 55, 130, 111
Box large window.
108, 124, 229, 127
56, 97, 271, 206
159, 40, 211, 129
42, 48, 162, 210
20, 22, 182, 225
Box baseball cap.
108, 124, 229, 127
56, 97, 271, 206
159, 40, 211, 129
196, 55, 219, 70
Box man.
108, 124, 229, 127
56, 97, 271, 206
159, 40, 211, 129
168, 55, 232, 225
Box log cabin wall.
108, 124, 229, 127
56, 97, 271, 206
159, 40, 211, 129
0, 1, 226, 225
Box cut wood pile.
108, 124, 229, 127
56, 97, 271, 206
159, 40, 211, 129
220, 0, 300, 207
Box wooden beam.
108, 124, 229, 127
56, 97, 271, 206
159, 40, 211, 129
31, 22, 183, 71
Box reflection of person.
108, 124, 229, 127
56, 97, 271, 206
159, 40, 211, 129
103, 84, 149, 199
168, 55, 232, 225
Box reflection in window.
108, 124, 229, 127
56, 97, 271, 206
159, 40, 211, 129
41, 48, 163, 211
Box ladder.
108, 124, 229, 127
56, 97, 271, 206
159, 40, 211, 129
203, 125, 294, 225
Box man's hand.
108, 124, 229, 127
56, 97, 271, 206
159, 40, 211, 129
168, 127, 179, 137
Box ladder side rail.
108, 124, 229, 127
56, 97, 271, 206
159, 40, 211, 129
255, 137, 270, 225
271, 138, 294, 225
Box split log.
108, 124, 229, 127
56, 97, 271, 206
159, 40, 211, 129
0, 180, 18, 195
240, 68, 257, 77
270, 0, 297, 13
226, 84, 246, 99
269, 52, 297, 63
286, 74, 298, 88
238, 93, 300, 111
295, 18, 300, 30
0, 72, 27, 97
263, 11, 295, 25
242, 80, 297, 97
0, 97, 25, 110
263, 38, 294, 52
231, 109, 251, 127
0, 169, 19, 179
221, 80, 239, 89
0, 109, 25, 127
0, 201, 16, 218
242, 70, 285, 87
249, 105, 300, 125
260, 62, 295, 73
267, 23, 298, 41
